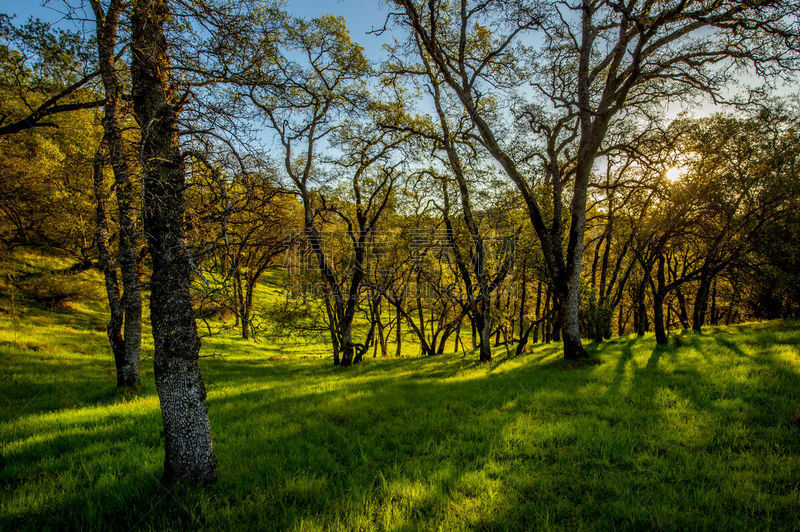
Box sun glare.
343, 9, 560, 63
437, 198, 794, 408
665, 166, 685, 182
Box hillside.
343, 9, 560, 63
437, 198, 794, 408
1, 251, 799, 530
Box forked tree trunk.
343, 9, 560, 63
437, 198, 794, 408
131, 0, 216, 484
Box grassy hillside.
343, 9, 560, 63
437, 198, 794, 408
1, 251, 799, 530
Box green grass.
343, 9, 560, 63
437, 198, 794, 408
1, 253, 799, 530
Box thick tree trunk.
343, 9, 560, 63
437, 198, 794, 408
241, 314, 250, 340
635, 276, 649, 337
339, 320, 354, 367
636, 299, 648, 336
322, 292, 340, 365
693, 274, 712, 333
560, 287, 585, 358
131, 0, 216, 484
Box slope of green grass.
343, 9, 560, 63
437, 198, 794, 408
1, 252, 799, 530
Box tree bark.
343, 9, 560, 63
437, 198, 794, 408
710, 279, 718, 326
675, 286, 690, 329
477, 297, 492, 362
375, 300, 387, 357
653, 292, 667, 345
131, 0, 216, 484
693, 273, 712, 333
395, 302, 402, 357
652, 255, 668, 345
93, 148, 126, 384
91, 0, 141, 387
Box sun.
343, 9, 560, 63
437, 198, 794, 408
665, 166, 685, 182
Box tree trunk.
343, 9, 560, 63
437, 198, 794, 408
453, 318, 461, 354
93, 148, 126, 385
395, 303, 402, 357
131, 0, 216, 484
241, 314, 250, 340
635, 277, 649, 337
532, 282, 542, 343
471, 315, 477, 348
710, 279, 718, 326
559, 282, 584, 358
543, 288, 552, 343
339, 320, 355, 367
322, 293, 340, 364
675, 287, 689, 329
91, 0, 141, 387
476, 309, 492, 362
494, 290, 502, 346
241, 277, 255, 340
653, 292, 667, 345
693, 273, 712, 333
652, 255, 668, 345
377, 312, 387, 357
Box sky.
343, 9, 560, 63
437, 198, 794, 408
2, 0, 396, 60
3, 0, 790, 126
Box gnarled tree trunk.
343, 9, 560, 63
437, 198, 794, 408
131, 0, 216, 484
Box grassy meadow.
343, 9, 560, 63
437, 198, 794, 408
1, 251, 799, 530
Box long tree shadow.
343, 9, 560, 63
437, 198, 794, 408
4, 324, 800, 530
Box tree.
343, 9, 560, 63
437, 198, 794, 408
0, 15, 103, 136
391, 0, 800, 359
247, 14, 409, 366
90, 0, 142, 387
130, 0, 216, 484
188, 164, 301, 339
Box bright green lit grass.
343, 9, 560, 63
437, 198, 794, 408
1, 254, 799, 530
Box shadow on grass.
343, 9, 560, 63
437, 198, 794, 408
3, 322, 800, 530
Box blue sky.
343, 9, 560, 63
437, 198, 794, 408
2, 0, 396, 60
5, 0, 783, 121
